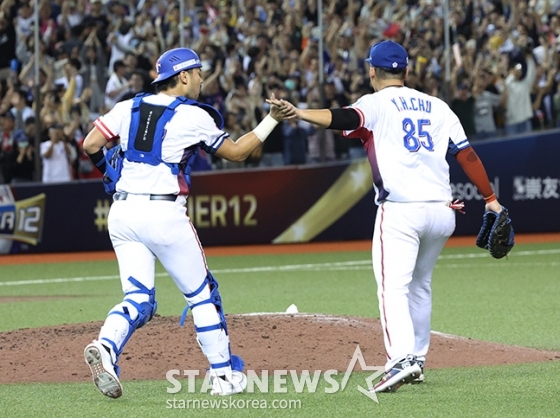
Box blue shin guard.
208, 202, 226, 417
100, 277, 157, 371
180, 271, 243, 372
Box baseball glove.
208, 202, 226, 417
476, 207, 515, 259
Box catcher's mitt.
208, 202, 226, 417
476, 207, 515, 259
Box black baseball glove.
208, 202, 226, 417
476, 207, 515, 259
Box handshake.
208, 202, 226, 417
266, 94, 300, 122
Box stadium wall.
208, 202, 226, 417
1, 130, 559, 254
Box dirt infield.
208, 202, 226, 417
1, 233, 559, 385
1, 314, 559, 385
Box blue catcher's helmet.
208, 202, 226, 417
152, 48, 202, 84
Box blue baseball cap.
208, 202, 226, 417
365, 40, 408, 69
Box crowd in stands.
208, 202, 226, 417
1, 0, 560, 184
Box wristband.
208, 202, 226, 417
253, 114, 278, 142
484, 193, 496, 203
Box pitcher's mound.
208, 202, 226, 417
1, 314, 559, 384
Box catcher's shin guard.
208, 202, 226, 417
180, 271, 244, 375
98, 277, 157, 368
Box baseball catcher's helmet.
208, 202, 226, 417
152, 48, 202, 84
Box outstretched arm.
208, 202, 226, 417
215, 95, 296, 162
267, 99, 361, 130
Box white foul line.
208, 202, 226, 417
0, 248, 558, 287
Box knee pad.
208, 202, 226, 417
101, 277, 157, 358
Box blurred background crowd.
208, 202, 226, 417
1, 0, 560, 184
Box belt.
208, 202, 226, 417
113, 192, 177, 202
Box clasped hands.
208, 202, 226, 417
267, 94, 299, 122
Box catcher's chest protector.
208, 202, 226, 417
102, 93, 223, 195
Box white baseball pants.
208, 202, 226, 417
372, 201, 455, 370
98, 195, 229, 372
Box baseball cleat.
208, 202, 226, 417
370, 355, 422, 393
210, 370, 248, 396
84, 340, 123, 399
411, 373, 425, 384
410, 360, 425, 384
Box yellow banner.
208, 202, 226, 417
273, 159, 372, 243
0, 194, 46, 245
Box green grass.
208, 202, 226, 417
1, 241, 559, 417
1, 363, 560, 418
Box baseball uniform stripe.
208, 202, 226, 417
455, 139, 470, 148
379, 203, 393, 353
353, 107, 365, 127
189, 220, 208, 270
354, 127, 388, 202
94, 119, 118, 140
210, 132, 229, 151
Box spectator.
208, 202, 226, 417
40, 89, 63, 126
120, 70, 149, 101
9, 88, 33, 130
107, 20, 135, 75
59, 23, 86, 59
0, 10, 17, 81
530, 64, 557, 130
472, 67, 505, 140
282, 118, 307, 165
451, 80, 476, 139
80, 27, 107, 117
15, 2, 35, 39
10, 128, 34, 183
504, 56, 536, 135
18, 50, 55, 97
104, 60, 130, 110
199, 60, 227, 114
39, 123, 76, 183
38, 2, 57, 51
82, 0, 110, 50
53, 58, 83, 101
2, 0, 560, 181
56, 1, 83, 31
0, 111, 16, 183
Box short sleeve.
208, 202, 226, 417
447, 108, 470, 156
94, 101, 127, 141
193, 108, 229, 154
342, 94, 374, 136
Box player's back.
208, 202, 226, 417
97, 94, 222, 195
347, 86, 468, 204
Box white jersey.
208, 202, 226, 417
344, 86, 470, 204
94, 94, 228, 195
40, 141, 75, 183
